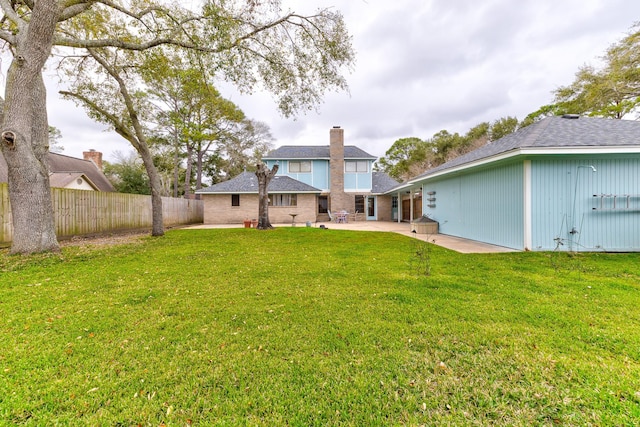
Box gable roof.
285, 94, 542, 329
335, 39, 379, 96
196, 171, 322, 194
49, 172, 100, 190
0, 152, 115, 192
47, 153, 115, 191
410, 115, 640, 183
263, 145, 376, 160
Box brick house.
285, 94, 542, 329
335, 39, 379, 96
196, 127, 399, 224
196, 172, 321, 225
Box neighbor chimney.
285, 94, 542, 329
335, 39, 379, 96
83, 149, 103, 171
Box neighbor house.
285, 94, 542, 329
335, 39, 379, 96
389, 115, 640, 252
0, 149, 115, 192
197, 127, 399, 224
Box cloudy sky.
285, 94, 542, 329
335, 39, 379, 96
43, 0, 640, 162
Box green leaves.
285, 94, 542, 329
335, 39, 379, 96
552, 24, 640, 119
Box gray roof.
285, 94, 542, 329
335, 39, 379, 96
412, 115, 640, 181
264, 145, 376, 160
196, 171, 322, 194
372, 172, 399, 194
49, 172, 99, 190
0, 152, 115, 192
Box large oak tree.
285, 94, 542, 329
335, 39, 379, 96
0, 0, 354, 254
552, 24, 640, 119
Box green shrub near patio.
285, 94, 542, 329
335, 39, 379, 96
1, 228, 639, 426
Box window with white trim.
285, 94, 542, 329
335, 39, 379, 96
345, 160, 368, 173
289, 161, 311, 173
268, 194, 297, 206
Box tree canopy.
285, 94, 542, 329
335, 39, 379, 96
0, 0, 354, 253
552, 24, 640, 119
375, 117, 518, 181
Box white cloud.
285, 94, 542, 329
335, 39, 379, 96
35, 0, 640, 162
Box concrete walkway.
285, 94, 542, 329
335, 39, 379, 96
187, 221, 518, 254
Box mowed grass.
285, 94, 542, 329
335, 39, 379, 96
1, 228, 639, 426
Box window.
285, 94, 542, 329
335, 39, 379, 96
345, 160, 368, 173
318, 196, 328, 214
355, 195, 365, 213
289, 161, 311, 173
231, 194, 240, 206
269, 194, 297, 206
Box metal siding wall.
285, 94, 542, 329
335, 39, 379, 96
532, 157, 640, 251
423, 163, 524, 249
531, 160, 573, 251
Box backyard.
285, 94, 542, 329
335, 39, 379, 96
1, 228, 639, 426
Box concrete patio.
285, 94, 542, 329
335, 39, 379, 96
187, 220, 518, 254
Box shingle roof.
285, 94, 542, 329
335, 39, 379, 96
371, 172, 399, 194
263, 145, 376, 160
49, 172, 99, 190
0, 152, 115, 192
196, 171, 322, 194
47, 153, 115, 191
411, 116, 640, 181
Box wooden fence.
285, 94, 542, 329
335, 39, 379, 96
0, 183, 203, 245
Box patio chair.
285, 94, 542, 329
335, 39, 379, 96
349, 210, 359, 222
327, 210, 334, 222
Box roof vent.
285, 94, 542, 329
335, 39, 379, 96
561, 114, 580, 119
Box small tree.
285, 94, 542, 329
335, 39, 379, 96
255, 163, 278, 230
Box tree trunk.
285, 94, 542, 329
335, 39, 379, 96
184, 143, 194, 198
195, 148, 204, 199
138, 143, 165, 237
172, 126, 180, 198
0, 1, 60, 254
255, 162, 278, 230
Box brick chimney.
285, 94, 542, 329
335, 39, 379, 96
83, 149, 103, 171
329, 126, 351, 212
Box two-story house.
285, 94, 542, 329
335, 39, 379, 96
197, 127, 399, 224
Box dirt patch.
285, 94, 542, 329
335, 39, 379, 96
59, 231, 149, 248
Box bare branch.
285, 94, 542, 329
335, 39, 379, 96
58, 2, 94, 22
0, 28, 15, 44
93, 0, 165, 21
59, 89, 139, 149
0, 0, 25, 29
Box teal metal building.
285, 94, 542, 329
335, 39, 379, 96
393, 116, 640, 252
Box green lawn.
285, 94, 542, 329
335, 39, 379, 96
1, 228, 639, 426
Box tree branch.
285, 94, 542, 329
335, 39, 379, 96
59, 89, 140, 150
0, 28, 15, 44
58, 2, 94, 22
0, 0, 25, 30
94, 0, 165, 21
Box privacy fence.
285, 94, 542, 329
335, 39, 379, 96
0, 183, 203, 245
